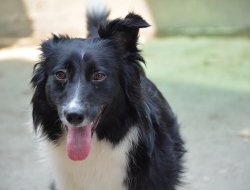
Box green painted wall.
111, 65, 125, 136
146, 0, 250, 36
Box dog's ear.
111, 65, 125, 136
40, 34, 70, 61
31, 34, 69, 88
98, 13, 149, 106
98, 12, 150, 54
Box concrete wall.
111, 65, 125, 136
0, 0, 155, 47
146, 0, 250, 36
0, 0, 33, 47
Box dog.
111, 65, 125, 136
31, 4, 185, 190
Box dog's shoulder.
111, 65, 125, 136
140, 75, 174, 116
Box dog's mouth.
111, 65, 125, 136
63, 106, 105, 161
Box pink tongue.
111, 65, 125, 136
66, 124, 92, 161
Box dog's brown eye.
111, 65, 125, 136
94, 73, 105, 81
56, 71, 66, 79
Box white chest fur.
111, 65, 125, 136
40, 127, 139, 190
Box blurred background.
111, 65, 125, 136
0, 0, 249, 189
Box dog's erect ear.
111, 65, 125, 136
98, 12, 150, 53
98, 13, 149, 106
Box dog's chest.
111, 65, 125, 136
44, 127, 138, 190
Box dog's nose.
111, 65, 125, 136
65, 109, 84, 125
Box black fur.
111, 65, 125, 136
31, 9, 185, 190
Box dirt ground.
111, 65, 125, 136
0, 37, 249, 190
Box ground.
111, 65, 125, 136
0, 37, 249, 190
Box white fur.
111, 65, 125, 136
40, 127, 140, 190
68, 80, 81, 109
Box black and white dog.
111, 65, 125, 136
31, 4, 185, 190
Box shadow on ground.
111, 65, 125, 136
157, 81, 250, 190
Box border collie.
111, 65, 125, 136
31, 4, 185, 190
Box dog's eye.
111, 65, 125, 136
56, 71, 66, 79
94, 73, 105, 81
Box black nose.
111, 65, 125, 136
65, 109, 84, 125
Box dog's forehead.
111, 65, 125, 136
49, 39, 117, 75
59, 39, 112, 61
58, 39, 86, 57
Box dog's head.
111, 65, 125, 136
31, 13, 149, 160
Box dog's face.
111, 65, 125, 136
31, 13, 149, 160
45, 39, 120, 130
